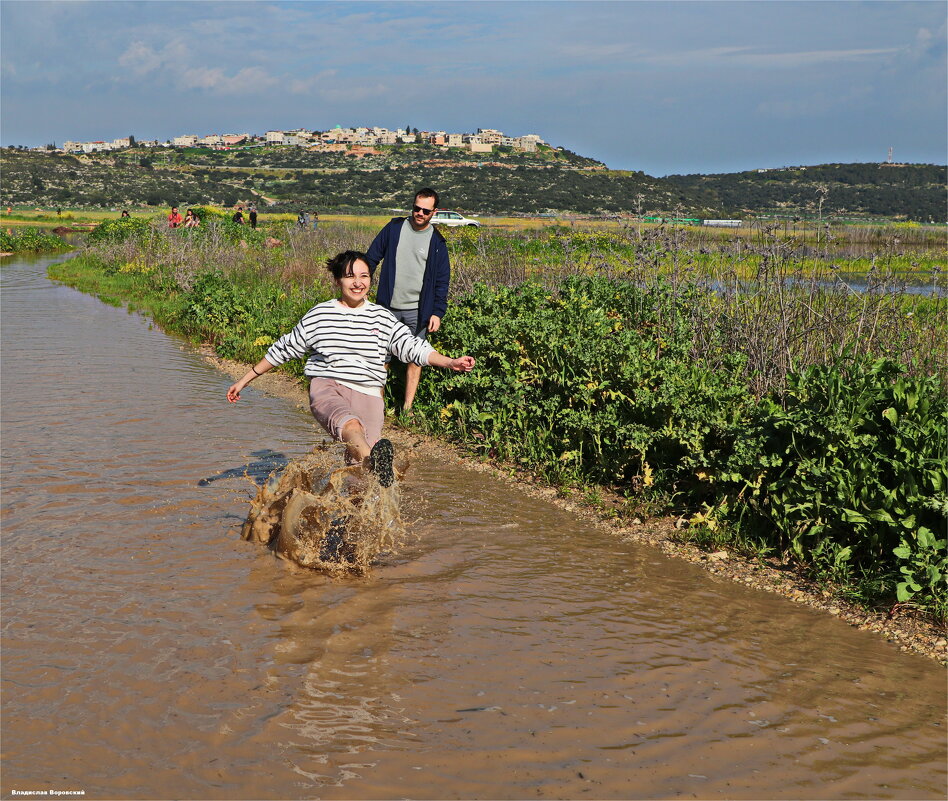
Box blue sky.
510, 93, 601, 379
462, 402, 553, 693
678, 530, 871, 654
1, 0, 945, 175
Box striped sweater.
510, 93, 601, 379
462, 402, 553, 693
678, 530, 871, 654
265, 299, 434, 391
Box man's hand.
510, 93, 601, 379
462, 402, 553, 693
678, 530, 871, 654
449, 356, 475, 372
427, 315, 442, 333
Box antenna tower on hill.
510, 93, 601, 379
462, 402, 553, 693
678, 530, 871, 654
887, 146, 893, 164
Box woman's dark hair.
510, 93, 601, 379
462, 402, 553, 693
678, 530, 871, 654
325, 250, 370, 280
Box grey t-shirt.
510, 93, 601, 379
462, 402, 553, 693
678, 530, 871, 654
390, 219, 434, 309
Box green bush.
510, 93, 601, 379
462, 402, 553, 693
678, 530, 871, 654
190, 205, 227, 221
177, 269, 325, 367
87, 217, 152, 244
721, 358, 947, 607
0, 227, 69, 252
411, 276, 753, 488
191, 218, 265, 246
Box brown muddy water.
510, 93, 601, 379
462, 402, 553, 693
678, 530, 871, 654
1, 253, 946, 801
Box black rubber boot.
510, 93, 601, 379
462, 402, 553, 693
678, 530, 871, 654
369, 438, 395, 488
320, 516, 352, 562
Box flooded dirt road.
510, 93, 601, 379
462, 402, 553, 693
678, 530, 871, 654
2, 254, 945, 800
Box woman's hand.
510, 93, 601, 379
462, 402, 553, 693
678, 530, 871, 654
227, 361, 273, 402
227, 380, 248, 403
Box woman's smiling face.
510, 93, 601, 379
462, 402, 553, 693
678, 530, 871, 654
335, 258, 372, 307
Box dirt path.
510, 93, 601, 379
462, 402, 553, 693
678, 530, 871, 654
205, 347, 947, 666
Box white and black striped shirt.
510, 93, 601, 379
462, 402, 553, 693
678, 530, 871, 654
265, 299, 434, 393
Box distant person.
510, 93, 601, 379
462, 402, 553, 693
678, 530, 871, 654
311, 210, 319, 230
56, 208, 62, 218
297, 210, 310, 230
232, 206, 245, 225
120, 210, 130, 218
226, 250, 475, 481
248, 204, 258, 229
365, 187, 450, 413
168, 206, 183, 228
183, 209, 200, 228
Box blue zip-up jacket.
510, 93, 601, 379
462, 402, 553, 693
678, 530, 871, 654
365, 217, 450, 327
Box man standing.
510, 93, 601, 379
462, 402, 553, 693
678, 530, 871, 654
365, 188, 449, 413
248, 203, 258, 229
167, 206, 183, 228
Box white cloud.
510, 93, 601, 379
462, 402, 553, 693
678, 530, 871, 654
289, 70, 339, 95
558, 42, 897, 70
317, 82, 390, 103
729, 48, 898, 69
189, 66, 279, 95
118, 39, 188, 76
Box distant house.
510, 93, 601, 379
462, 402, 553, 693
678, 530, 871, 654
265, 130, 284, 144
476, 128, 504, 145
172, 135, 199, 147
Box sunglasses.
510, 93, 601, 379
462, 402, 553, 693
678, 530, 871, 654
413, 205, 435, 215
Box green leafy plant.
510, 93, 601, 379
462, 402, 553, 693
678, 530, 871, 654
87, 217, 152, 244
893, 527, 948, 615
0, 227, 69, 252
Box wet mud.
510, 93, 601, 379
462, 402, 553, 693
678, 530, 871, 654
2, 252, 946, 800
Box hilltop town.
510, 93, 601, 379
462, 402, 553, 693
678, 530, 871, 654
60, 126, 550, 157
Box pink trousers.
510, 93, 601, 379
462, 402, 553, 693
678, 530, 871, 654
308, 377, 384, 449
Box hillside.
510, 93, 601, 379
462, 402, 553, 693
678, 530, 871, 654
664, 163, 947, 222
1, 146, 944, 220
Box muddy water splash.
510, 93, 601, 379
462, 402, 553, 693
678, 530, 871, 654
2, 253, 946, 800
242, 448, 411, 575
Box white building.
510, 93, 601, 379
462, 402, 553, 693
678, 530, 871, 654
172, 135, 199, 147
265, 130, 285, 144
476, 128, 504, 145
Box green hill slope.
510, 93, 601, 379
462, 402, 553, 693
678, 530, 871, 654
2, 147, 944, 220
664, 163, 947, 222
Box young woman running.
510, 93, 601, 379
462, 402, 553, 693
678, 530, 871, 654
226, 250, 474, 485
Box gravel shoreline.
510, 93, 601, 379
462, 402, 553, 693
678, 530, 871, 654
206, 346, 947, 666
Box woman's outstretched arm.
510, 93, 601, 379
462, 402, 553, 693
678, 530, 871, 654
226, 359, 275, 402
